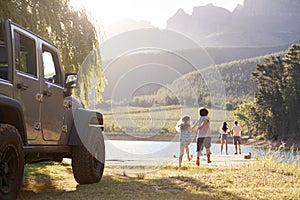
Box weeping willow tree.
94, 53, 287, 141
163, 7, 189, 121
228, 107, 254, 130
0, 0, 106, 105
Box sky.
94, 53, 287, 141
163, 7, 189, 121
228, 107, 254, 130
71, 0, 244, 29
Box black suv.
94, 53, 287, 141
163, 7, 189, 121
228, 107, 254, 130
0, 20, 105, 200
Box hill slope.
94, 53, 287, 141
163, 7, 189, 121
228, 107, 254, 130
128, 51, 286, 108
102, 45, 289, 100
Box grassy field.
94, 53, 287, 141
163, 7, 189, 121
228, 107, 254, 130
18, 154, 300, 200
99, 105, 234, 134
17, 106, 299, 199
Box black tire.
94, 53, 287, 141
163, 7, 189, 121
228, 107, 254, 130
0, 124, 24, 200
71, 129, 105, 184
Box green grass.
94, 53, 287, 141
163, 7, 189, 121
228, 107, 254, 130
18, 151, 300, 200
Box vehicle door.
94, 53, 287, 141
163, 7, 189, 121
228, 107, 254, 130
12, 26, 41, 142
0, 21, 12, 96
40, 43, 65, 142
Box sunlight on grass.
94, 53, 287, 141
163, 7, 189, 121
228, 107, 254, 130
21, 161, 77, 194
19, 148, 299, 200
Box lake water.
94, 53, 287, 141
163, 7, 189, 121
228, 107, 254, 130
105, 140, 252, 159
104, 140, 299, 165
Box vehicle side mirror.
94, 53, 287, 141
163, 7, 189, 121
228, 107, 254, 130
65, 73, 77, 88
64, 73, 77, 97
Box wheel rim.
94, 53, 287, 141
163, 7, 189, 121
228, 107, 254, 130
0, 144, 19, 194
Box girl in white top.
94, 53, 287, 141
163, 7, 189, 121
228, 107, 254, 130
176, 115, 193, 168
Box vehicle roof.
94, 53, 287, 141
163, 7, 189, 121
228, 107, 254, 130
6, 19, 58, 49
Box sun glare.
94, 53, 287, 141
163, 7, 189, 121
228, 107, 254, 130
70, 0, 140, 26
70, 0, 244, 32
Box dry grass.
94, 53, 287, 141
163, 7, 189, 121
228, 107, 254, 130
18, 154, 299, 200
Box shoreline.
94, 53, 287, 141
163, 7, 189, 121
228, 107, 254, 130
103, 132, 180, 142
244, 139, 300, 149
104, 132, 300, 149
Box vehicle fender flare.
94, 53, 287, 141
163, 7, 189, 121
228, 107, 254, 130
0, 95, 27, 145
67, 108, 104, 146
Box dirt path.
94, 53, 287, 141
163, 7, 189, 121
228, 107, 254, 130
195, 154, 255, 168
105, 154, 255, 169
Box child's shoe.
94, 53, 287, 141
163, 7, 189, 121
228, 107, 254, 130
196, 157, 200, 166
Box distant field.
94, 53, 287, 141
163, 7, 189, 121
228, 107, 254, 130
98, 105, 234, 135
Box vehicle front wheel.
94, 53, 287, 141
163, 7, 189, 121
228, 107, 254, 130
0, 124, 24, 200
71, 129, 105, 184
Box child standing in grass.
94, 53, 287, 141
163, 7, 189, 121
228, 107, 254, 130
176, 115, 193, 168
192, 107, 211, 166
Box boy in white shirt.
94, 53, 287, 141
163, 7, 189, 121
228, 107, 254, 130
231, 120, 242, 154
192, 107, 211, 166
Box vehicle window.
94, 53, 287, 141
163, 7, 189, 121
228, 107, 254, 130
0, 46, 8, 80
42, 47, 62, 86
14, 31, 37, 76
0, 22, 4, 44
0, 22, 8, 80
43, 52, 56, 81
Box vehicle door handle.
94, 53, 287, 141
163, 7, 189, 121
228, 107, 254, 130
43, 90, 52, 97
36, 93, 43, 102
17, 83, 28, 90
34, 122, 41, 131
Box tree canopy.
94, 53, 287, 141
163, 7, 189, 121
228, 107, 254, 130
0, 0, 105, 105
235, 44, 300, 141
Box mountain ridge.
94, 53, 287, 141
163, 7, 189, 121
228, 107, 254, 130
167, 0, 300, 46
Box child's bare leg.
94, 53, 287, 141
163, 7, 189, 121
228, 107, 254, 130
220, 140, 224, 154
197, 149, 201, 158
225, 140, 228, 155
234, 144, 238, 154
206, 148, 212, 163
186, 146, 191, 161
179, 145, 184, 168
196, 150, 201, 166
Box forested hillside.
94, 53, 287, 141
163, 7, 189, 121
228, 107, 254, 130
103, 44, 288, 100
129, 51, 285, 108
